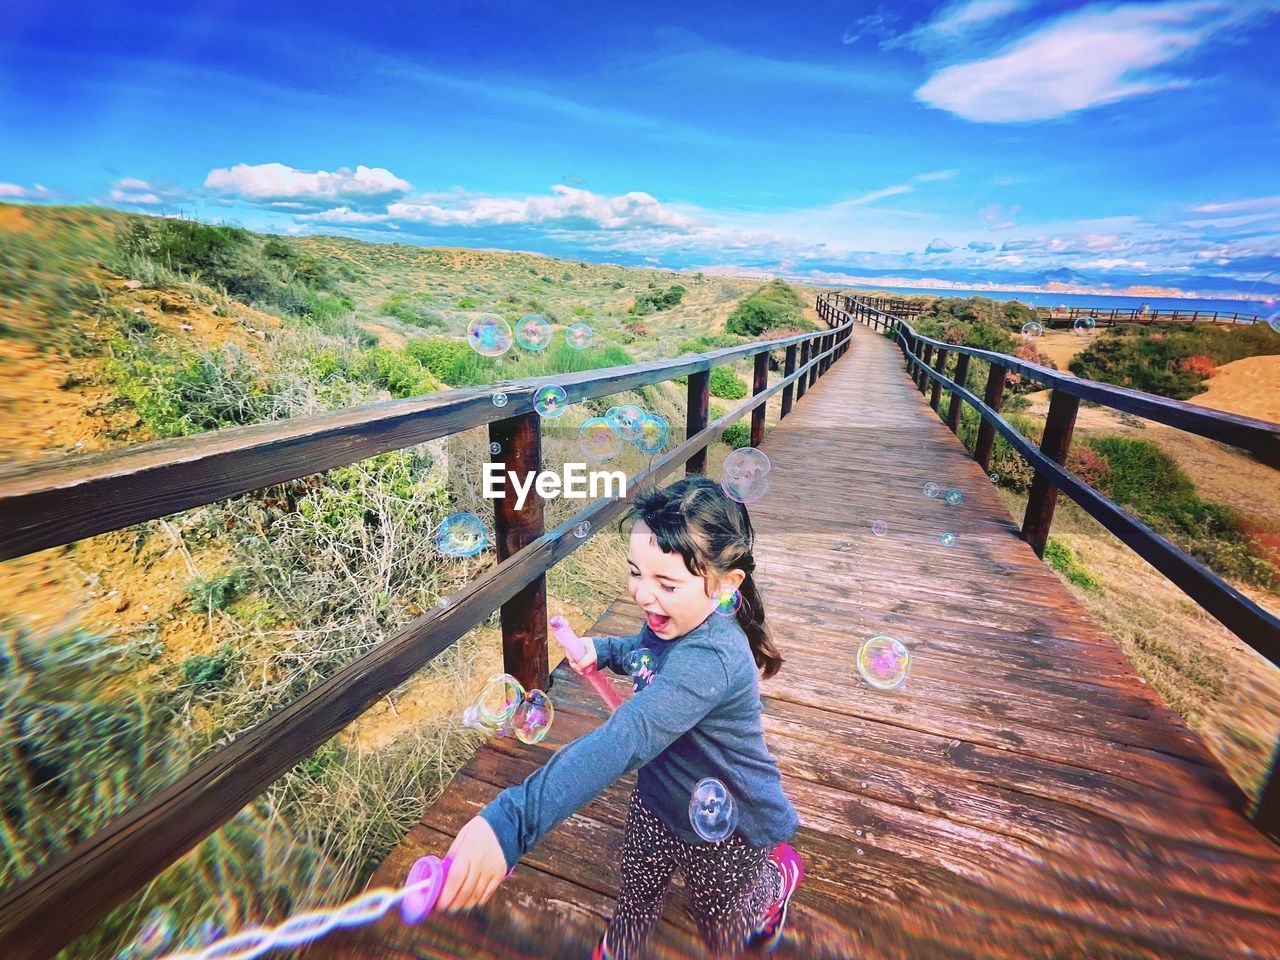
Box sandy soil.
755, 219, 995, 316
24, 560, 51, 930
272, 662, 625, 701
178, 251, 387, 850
1187, 354, 1280, 425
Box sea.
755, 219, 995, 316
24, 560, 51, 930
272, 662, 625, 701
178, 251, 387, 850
830, 284, 1272, 320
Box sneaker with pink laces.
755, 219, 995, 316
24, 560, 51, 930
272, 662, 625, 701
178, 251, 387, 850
749, 843, 804, 953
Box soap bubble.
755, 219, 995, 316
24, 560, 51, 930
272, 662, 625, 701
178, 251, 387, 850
624, 647, 655, 676
1020, 321, 1044, 337
1139, 302, 1151, 315
511, 689, 554, 744
489, 441, 501, 455
534, 384, 569, 419
923, 481, 941, 498
722, 474, 769, 504
605, 405, 622, 426
724, 447, 771, 481
940, 532, 957, 547
689, 777, 738, 842
944, 489, 963, 506
436, 597, 450, 608
436, 512, 488, 557
1073, 316, 1097, 336
467, 315, 513, 357
1269, 312, 1280, 334
714, 588, 741, 616
515, 314, 552, 350
120, 906, 174, 959
566, 322, 594, 350
574, 520, 591, 539
871, 520, 888, 536
856, 635, 910, 690
990, 473, 999, 483
632, 414, 669, 454
179, 916, 227, 950
465, 673, 524, 729
492, 392, 509, 408
613, 404, 645, 436
579, 417, 623, 461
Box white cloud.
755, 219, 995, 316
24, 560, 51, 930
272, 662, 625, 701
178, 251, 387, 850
979, 201, 1020, 230
380, 184, 700, 231
205, 162, 411, 204
0, 182, 51, 199
925, 237, 956, 253
885, 0, 1027, 52
915, 1, 1272, 122
833, 170, 957, 208
967, 240, 996, 252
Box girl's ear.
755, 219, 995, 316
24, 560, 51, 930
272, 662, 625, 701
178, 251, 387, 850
723, 568, 746, 592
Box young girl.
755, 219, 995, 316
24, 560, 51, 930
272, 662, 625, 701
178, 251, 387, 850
437, 475, 804, 958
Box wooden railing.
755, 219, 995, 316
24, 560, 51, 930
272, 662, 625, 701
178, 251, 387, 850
843, 293, 1263, 327
819, 291, 1280, 836
0, 317, 853, 960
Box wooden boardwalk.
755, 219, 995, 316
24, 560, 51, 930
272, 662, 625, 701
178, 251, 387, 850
304, 321, 1280, 959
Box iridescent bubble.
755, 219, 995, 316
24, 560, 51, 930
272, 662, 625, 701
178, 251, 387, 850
489, 441, 501, 455
722, 474, 769, 504
1073, 316, 1097, 336
856, 635, 910, 690
121, 906, 174, 959
1268, 311, 1280, 335
495, 359, 502, 367
613, 404, 645, 437
714, 588, 741, 616
436, 597, 450, 608
1021, 321, 1044, 337
435, 512, 488, 557
990, 473, 999, 483
515, 314, 552, 350
624, 647, 655, 677
467, 315, 513, 357
566, 322, 594, 350
923, 481, 941, 498
632, 414, 669, 455
492, 392, 509, 408
944, 488, 964, 506
465, 673, 524, 729
940, 532, 957, 547
574, 520, 592, 539
605, 405, 622, 426
724, 447, 771, 481
579, 417, 623, 460
534, 384, 569, 419
689, 777, 738, 842
871, 520, 888, 536
512, 689, 554, 744
179, 916, 227, 950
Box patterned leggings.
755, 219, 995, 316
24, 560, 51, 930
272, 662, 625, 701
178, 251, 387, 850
604, 789, 779, 959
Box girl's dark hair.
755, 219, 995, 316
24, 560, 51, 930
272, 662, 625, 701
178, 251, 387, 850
624, 475, 783, 680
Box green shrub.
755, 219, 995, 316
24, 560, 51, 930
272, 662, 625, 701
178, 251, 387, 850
631, 284, 687, 315
726, 280, 806, 336
187, 569, 252, 614
1044, 538, 1100, 591
709, 366, 747, 399
404, 337, 478, 385
679, 333, 748, 354
352, 347, 436, 398
457, 297, 478, 308
721, 421, 751, 449
180, 643, 236, 689
379, 292, 444, 329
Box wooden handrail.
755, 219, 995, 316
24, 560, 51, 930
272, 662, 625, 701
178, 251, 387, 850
826, 290, 1280, 836
0, 318, 850, 960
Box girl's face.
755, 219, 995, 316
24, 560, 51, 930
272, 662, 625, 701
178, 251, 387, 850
628, 520, 743, 640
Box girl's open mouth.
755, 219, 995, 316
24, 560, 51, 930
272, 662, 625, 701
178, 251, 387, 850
645, 611, 671, 632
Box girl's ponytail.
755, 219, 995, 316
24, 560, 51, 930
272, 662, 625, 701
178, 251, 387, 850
735, 567, 783, 680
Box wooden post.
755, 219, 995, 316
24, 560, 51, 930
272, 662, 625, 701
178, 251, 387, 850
751, 352, 768, 447
1021, 389, 1081, 558
974, 363, 1007, 472
1255, 741, 1280, 841
489, 413, 548, 694
797, 341, 809, 400
686, 370, 710, 475
808, 337, 819, 389
947, 353, 970, 434
919, 343, 934, 393
781, 344, 797, 418
930, 348, 948, 411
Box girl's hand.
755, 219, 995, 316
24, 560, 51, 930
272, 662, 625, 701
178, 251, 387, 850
567, 638, 599, 675
438, 816, 508, 913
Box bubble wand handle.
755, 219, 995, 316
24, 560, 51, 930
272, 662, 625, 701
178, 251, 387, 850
549, 615, 622, 712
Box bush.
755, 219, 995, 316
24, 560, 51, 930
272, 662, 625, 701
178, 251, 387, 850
630, 284, 687, 315
1179, 354, 1217, 377
352, 347, 436, 398
721, 421, 751, 449
379, 292, 444, 329
726, 280, 806, 336
680, 333, 748, 354
709, 366, 747, 400
187, 569, 252, 614
180, 643, 236, 689
1044, 538, 1100, 591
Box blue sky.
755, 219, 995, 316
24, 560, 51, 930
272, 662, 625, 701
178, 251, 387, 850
2, 0, 1279, 297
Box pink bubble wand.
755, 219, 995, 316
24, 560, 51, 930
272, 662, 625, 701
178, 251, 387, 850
549, 615, 622, 712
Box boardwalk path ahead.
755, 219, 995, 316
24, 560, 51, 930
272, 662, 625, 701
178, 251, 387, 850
305, 320, 1280, 959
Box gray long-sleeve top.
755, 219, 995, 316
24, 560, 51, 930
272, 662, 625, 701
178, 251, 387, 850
478, 612, 798, 869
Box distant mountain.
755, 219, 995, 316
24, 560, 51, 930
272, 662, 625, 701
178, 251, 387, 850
1034, 267, 1086, 286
